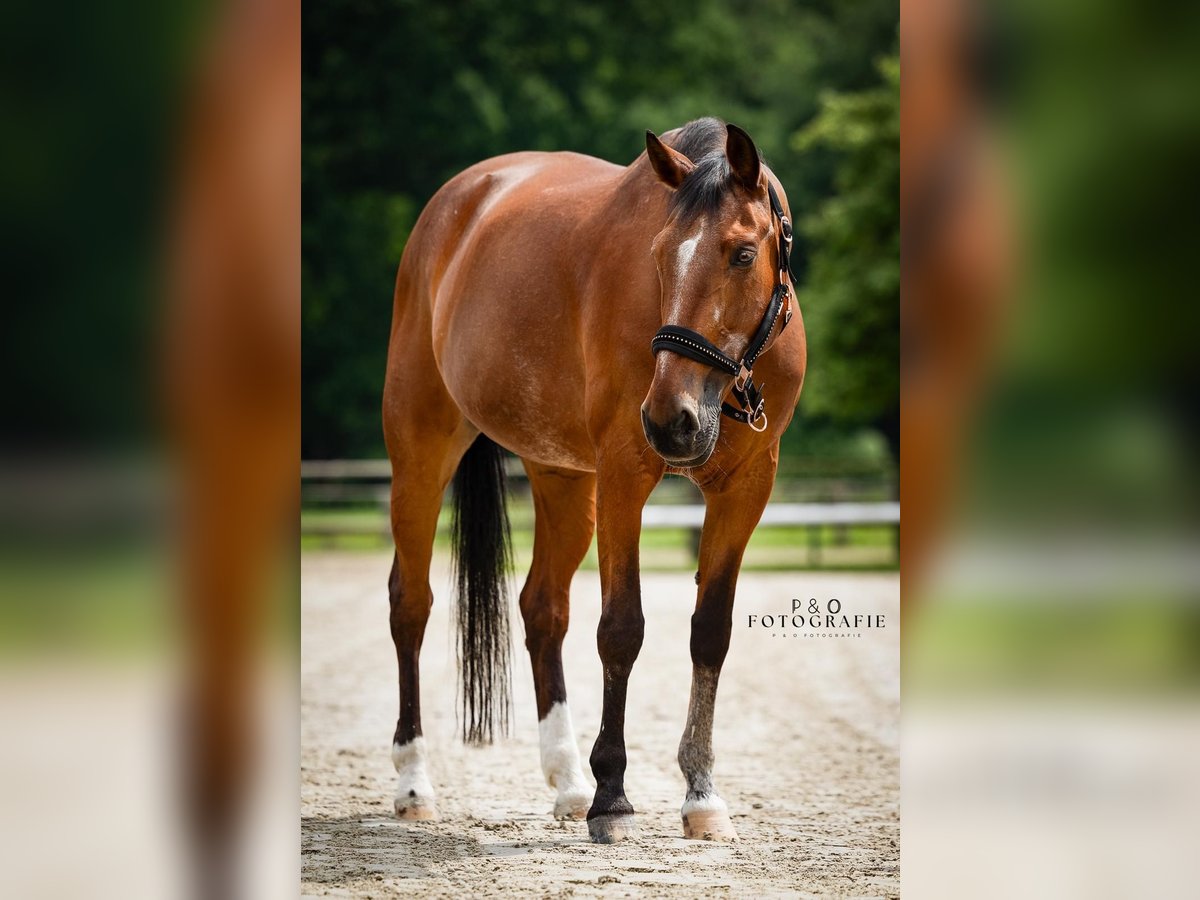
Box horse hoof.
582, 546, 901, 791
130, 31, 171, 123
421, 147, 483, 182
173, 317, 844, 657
394, 798, 439, 821
554, 791, 591, 820
682, 808, 739, 842
588, 813, 640, 843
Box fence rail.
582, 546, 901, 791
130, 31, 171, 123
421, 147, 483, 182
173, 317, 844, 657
301, 461, 898, 566
641, 501, 898, 528
300, 460, 895, 505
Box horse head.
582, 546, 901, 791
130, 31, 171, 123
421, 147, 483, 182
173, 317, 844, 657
641, 122, 789, 466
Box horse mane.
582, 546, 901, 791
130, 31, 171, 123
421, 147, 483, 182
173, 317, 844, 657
660, 117, 761, 221
666, 117, 727, 160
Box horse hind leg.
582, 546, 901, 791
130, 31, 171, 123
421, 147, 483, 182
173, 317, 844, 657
387, 552, 436, 821
384, 369, 476, 819
519, 461, 597, 819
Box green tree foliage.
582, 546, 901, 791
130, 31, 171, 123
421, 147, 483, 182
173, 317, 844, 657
791, 56, 900, 456
304, 0, 897, 458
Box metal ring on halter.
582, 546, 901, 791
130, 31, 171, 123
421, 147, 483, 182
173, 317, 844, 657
747, 410, 768, 432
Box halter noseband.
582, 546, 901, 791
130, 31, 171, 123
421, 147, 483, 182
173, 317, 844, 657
650, 182, 794, 433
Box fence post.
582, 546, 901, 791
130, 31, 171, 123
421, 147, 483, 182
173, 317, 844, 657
808, 523, 822, 567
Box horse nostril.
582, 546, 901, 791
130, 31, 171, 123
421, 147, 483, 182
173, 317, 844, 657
641, 401, 704, 456
675, 406, 700, 440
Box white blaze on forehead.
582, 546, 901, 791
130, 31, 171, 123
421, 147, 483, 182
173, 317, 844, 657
669, 224, 705, 318
676, 225, 704, 277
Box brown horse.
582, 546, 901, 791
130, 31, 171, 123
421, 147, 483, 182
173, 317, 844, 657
382, 117, 806, 843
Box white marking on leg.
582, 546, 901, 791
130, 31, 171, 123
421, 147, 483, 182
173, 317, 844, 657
678, 668, 738, 840
392, 737, 436, 815
539, 702, 592, 818
678, 666, 724, 805
681, 792, 729, 815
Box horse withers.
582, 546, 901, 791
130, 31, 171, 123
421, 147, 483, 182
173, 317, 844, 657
381, 117, 806, 843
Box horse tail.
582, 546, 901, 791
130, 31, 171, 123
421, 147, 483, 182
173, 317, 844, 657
450, 433, 513, 745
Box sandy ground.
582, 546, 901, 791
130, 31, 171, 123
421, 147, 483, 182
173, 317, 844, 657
301, 552, 899, 898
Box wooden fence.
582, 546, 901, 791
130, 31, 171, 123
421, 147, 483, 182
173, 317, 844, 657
301, 460, 898, 567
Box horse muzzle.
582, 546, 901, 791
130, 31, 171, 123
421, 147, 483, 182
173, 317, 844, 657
640, 395, 719, 467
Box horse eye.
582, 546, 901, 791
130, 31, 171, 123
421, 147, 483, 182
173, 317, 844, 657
732, 248, 756, 268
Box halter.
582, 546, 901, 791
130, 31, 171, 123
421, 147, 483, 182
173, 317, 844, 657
650, 182, 794, 433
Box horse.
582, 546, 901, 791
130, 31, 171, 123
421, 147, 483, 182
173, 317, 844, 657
381, 117, 806, 843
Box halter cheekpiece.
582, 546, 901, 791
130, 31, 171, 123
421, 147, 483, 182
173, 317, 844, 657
650, 182, 794, 432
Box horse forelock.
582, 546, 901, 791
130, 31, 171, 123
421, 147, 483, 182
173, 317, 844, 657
666, 117, 727, 160
660, 117, 765, 222
669, 154, 733, 221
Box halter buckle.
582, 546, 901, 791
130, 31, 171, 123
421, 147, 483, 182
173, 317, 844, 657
734, 363, 752, 392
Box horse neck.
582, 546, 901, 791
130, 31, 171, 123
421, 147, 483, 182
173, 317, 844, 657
575, 161, 670, 279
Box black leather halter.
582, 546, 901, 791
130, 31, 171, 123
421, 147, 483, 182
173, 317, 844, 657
650, 182, 794, 432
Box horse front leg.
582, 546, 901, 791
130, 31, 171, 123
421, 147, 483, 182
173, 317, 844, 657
586, 454, 661, 843
679, 452, 777, 842
519, 461, 597, 820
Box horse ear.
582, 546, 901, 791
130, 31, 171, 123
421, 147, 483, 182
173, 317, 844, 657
725, 123, 761, 191
645, 130, 695, 190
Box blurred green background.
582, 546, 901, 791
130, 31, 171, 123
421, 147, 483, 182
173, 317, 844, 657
301, 0, 900, 569
302, 0, 899, 465
906, 0, 1200, 696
